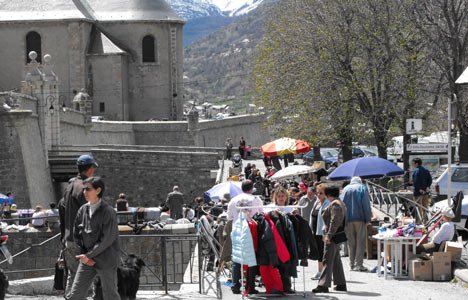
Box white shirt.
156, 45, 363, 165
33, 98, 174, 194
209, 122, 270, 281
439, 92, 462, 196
227, 192, 263, 222
32, 211, 47, 226
432, 221, 455, 245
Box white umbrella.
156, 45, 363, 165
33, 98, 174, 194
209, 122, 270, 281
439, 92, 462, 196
205, 181, 243, 203
271, 165, 314, 180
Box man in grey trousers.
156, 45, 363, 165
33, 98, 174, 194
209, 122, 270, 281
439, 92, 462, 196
68, 177, 121, 300
61, 155, 98, 299
340, 176, 372, 272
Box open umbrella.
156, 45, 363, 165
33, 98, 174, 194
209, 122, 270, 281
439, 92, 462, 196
261, 137, 310, 156
328, 157, 404, 181
271, 165, 314, 180
205, 181, 242, 203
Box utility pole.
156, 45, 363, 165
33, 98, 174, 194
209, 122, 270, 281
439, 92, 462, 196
447, 95, 457, 204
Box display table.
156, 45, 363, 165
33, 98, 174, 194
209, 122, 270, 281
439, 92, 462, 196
373, 235, 420, 279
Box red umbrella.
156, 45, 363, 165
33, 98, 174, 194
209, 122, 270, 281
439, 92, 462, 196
261, 138, 310, 156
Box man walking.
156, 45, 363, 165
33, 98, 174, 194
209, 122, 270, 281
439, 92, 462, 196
412, 158, 432, 223
68, 177, 121, 300
166, 186, 184, 220
340, 176, 372, 272
61, 155, 98, 299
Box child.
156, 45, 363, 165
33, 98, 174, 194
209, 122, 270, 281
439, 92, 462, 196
246, 145, 252, 157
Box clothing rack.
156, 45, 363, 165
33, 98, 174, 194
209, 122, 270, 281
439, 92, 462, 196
235, 204, 308, 299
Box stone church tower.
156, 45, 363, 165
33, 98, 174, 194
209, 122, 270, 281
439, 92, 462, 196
0, 0, 185, 121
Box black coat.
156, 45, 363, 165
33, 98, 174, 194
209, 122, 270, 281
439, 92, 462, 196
288, 214, 318, 266
253, 214, 279, 267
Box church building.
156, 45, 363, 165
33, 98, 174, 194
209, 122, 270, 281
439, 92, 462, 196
0, 0, 185, 121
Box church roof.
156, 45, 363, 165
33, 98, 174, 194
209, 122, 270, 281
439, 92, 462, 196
0, 0, 91, 21
86, 0, 185, 23
0, 0, 184, 23
88, 27, 127, 55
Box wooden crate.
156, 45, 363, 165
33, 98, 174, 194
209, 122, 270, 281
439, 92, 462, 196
366, 225, 379, 259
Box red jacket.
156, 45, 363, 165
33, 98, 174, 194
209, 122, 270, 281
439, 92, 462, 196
265, 214, 290, 263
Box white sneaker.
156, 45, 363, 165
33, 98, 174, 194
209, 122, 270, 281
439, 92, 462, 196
311, 271, 321, 280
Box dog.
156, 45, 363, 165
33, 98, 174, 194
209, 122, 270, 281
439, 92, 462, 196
94, 254, 145, 300
0, 270, 8, 300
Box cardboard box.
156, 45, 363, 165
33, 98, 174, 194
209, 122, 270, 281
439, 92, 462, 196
432, 252, 452, 281
444, 241, 463, 262
408, 258, 433, 281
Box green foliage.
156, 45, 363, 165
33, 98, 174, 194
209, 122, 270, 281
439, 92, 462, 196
252, 0, 436, 156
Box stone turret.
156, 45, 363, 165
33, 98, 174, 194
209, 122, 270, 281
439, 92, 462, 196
21, 51, 61, 155
72, 89, 93, 123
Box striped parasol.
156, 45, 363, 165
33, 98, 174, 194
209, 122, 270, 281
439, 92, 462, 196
261, 137, 310, 156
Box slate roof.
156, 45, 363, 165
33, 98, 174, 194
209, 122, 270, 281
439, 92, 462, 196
0, 0, 184, 23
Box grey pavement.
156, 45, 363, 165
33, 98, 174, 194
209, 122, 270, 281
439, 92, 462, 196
220, 257, 468, 300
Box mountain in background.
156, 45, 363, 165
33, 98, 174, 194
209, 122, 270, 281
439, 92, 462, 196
183, 0, 276, 112
167, 0, 267, 46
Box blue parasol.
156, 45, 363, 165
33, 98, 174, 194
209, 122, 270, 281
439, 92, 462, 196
328, 157, 404, 181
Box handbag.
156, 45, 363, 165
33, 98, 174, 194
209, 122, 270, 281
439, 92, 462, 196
331, 226, 348, 244
53, 250, 67, 291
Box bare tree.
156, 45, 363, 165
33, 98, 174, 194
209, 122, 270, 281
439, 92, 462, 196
413, 0, 468, 161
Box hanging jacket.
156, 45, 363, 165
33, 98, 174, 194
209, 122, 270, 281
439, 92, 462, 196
253, 214, 279, 266
247, 220, 258, 252
286, 218, 298, 278
231, 213, 257, 267
264, 214, 290, 263
269, 211, 294, 263
289, 214, 315, 266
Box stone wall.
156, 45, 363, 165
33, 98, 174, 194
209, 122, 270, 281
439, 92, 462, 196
196, 114, 272, 148
0, 112, 31, 208
2, 230, 61, 281
3, 225, 197, 290
57, 114, 272, 148
0, 111, 54, 208
92, 149, 219, 207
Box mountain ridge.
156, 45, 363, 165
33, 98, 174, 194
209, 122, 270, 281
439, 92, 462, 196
183, 0, 276, 111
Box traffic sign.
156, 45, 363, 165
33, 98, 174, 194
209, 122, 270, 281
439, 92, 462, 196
406, 119, 422, 134
407, 143, 448, 152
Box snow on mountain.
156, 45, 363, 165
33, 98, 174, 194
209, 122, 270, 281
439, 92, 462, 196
166, 0, 222, 20
211, 0, 265, 16
166, 0, 266, 20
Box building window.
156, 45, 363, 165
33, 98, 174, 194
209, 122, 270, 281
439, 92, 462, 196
142, 35, 155, 63
26, 31, 42, 63
99, 102, 105, 113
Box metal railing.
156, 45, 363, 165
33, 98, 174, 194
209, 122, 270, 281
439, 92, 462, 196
364, 180, 432, 222
0, 229, 203, 294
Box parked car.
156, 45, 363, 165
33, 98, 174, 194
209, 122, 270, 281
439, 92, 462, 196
303, 148, 338, 168
433, 195, 468, 239
432, 164, 468, 202
359, 146, 398, 164
338, 146, 397, 164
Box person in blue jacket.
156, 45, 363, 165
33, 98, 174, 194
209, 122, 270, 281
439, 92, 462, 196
340, 177, 372, 272
412, 158, 432, 223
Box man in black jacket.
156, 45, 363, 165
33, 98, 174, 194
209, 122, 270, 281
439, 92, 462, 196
68, 176, 121, 300
61, 155, 98, 299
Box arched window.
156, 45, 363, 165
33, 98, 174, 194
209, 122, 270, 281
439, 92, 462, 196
26, 31, 42, 63
142, 35, 155, 63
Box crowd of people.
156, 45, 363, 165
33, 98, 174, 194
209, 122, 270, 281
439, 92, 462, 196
218, 177, 375, 294
0, 149, 440, 298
